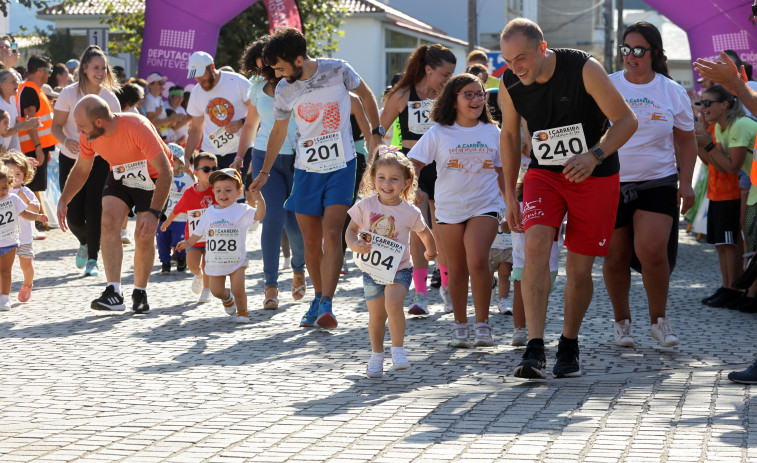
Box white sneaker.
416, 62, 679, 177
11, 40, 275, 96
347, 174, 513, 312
191, 275, 203, 294
0, 296, 10, 311
498, 298, 513, 315
120, 229, 131, 245
473, 321, 494, 347
651, 317, 679, 347
391, 347, 410, 370
408, 292, 429, 315
512, 328, 528, 346
198, 287, 212, 303
366, 353, 384, 378
614, 319, 635, 347
282, 256, 291, 269
222, 292, 237, 316
440, 286, 453, 313
234, 314, 250, 324
449, 323, 471, 348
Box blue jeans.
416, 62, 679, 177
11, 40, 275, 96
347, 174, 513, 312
157, 220, 185, 263
252, 149, 305, 287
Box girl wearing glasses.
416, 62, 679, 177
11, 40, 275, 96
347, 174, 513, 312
380, 44, 456, 316
409, 73, 505, 348
604, 22, 697, 348
52, 45, 121, 277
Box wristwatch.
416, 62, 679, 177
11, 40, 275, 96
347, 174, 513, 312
371, 125, 386, 136
590, 146, 605, 165
148, 208, 162, 219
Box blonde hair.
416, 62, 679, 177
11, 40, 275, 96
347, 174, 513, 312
0, 164, 15, 188
361, 146, 417, 203
2, 150, 35, 185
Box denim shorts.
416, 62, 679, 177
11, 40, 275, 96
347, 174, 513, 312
362, 267, 413, 301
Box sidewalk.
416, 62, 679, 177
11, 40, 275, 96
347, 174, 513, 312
0, 224, 754, 462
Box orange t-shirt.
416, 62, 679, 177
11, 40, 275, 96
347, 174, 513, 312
79, 113, 171, 178
706, 122, 740, 201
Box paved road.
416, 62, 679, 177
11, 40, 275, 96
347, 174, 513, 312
0, 223, 754, 462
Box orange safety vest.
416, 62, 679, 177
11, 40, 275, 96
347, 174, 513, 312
17, 80, 56, 153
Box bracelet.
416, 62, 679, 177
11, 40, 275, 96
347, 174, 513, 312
235, 155, 244, 162
705, 142, 715, 152
34, 143, 41, 148
260, 171, 270, 177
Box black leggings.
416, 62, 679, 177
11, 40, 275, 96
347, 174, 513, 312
59, 155, 109, 261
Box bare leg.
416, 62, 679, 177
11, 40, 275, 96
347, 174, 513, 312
297, 213, 323, 294
132, 211, 156, 288
384, 283, 409, 347
100, 196, 129, 285
0, 250, 16, 295
602, 225, 633, 322
521, 224, 557, 339
366, 295, 388, 353
633, 211, 673, 323
562, 250, 596, 339
437, 223, 468, 322
463, 216, 498, 323
19, 256, 33, 287
498, 262, 512, 299
228, 266, 248, 315
320, 204, 349, 298
512, 280, 526, 329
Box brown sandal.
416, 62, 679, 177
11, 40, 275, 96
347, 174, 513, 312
264, 287, 279, 309
292, 272, 307, 301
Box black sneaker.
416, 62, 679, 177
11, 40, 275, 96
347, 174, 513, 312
701, 287, 726, 305
160, 262, 171, 275
707, 288, 744, 308
738, 297, 757, 314
725, 294, 750, 310
728, 357, 757, 384
513, 343, 546, 379
176, 256, 187, 272
430, 267, 441, 289
132, 289, 150, 314
553, 338, 582, 378
91, 285, 126, 311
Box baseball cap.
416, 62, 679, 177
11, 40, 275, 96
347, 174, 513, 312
146, 72, 168, 84
209, 168, 243, 187
65, 59, 79, 71
186, 51, 214, 79
167, 143, 185, 161
41, 83, 59, 99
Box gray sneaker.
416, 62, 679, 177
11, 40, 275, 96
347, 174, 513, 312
512, 328, 528, 346
473, 321, 494, 347
449, 323, 471, 348
440, 286, 453, 313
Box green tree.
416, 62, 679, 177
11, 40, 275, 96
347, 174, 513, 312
102, 0, 145, 60
0, 0, 48, 18
43, 29, 75, 64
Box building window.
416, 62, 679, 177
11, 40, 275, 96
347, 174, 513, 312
384, 29, 423, 87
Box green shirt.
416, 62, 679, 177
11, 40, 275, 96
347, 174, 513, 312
715, 116, 757, 204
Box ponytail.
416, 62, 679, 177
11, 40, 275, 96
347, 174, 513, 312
385, 44, 456, 101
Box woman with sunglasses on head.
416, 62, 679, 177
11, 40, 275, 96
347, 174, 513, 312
409, 73, 505, 348
604, 22, 697, 348
51, 45, 121, 277
695, 84, 757, 311
380, 44, 456, 316
238, 36, 306, 310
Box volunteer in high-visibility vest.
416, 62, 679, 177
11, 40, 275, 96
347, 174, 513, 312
18, 55, 55, 194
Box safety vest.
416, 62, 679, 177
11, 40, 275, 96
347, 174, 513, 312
17, 80, 56, 153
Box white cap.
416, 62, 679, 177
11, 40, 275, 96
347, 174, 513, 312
146, 72, 167, 84
186, 51, 214, 79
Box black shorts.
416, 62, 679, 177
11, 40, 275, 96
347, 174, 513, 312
707, 199, 740, 245
615, 183, 678, 229
436, 210, 498, 225
24, 147, 52, 192
401, 147, 437, 201
102, 171, 156, 213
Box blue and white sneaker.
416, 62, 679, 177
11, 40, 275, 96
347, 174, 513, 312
76, 245, 87, 269
316, 299, 338, 329
299, 297, 321, 327
84, 259, 99, 277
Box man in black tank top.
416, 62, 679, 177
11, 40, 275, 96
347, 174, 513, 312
498, 18, 638, 379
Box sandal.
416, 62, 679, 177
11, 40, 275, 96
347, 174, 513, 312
292, 272, 307, 301
264, 287, 279, 310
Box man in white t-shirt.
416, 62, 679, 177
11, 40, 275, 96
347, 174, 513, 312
184, 51, 254, 174
249, 27, 383, 330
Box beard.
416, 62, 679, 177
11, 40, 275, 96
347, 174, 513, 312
284, 65, 303, 83
86, 125, 105, 141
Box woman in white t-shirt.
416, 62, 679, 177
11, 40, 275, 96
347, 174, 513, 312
604, 22, 696, 348
0, 69, 40, 153
409, 73, 505, 348
51, 45, 122, 276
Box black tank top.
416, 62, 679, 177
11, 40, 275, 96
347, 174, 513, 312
397, 86, 433, 142
503, 48, 618, 177
350, 114, 363, 142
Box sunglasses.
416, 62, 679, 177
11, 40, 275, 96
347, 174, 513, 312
619, 45, 654, 58
194, 166, 218, 173
457, 90, 487, 101
41, 67, 53, 74
695, 99, 723, 107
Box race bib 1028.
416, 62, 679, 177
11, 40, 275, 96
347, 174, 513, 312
299, 132, 346, 173
353, 230, 406, 285
205, 227, 242, 266
532, 123, 587, 166
113, 160, 155, 191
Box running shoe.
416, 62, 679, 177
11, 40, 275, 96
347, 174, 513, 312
0, 297, 10, 311
513, 343, 546, 379
176, 256, 187, 272
553, 338, 582, 378
449, 323, 471, 348
75, 245, 87, 269
17, 284, 32, 303
391, 347, 411, 370
132, 289, 150, 314
440, 286, 452, 314
650, 317, 679, 347
613, 319, 635, 347
198, 287, 212, 304
366, 354, 384, 378
121, 229, 131, 245
408, 292, 429, 315
222, 292, 237, 316
91, 285, 125, 311
728, 357, 757, 384
299, 297, 321, 327
234, 312, 251, 324
701, 287, 726, 305
316, 299, 338, 329
498, 298, 512, 315
84, 259, 99, 277
430, 267, 441, 288
191, 274, 203, 294
160, 262, 171, 275
473, 321, 494, 347
512, 328, 528, 347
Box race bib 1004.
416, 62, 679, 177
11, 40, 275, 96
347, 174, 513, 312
299, 132, 346, 173
209, 125, 240, 156
0, 198, 18, 239
205, 227, 242, 266
532, 123, 587, 166
407, 99, 434, 135
113, 160, 155, 191
353, 230, 406, 285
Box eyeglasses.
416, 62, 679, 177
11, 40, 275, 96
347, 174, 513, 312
619, 45, 654, 58
194, 166, 218, 173
457, 90, 487, 101
695, 99, 722, 107
41, 67, 52, 74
